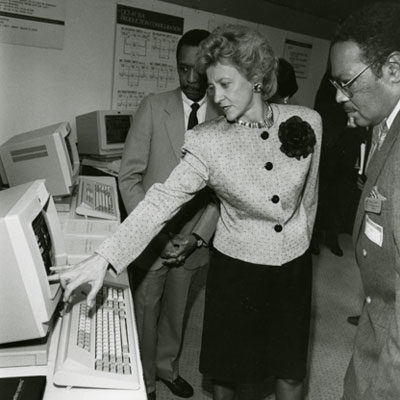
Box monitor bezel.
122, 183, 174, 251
97, 110, 133, 155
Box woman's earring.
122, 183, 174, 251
253, 83, 262, 93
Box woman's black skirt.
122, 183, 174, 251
199, 248, 312, 383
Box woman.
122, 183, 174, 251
51, 25, 321, 400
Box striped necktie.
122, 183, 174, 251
377, 118, 388, 150
365, 119, 388, 172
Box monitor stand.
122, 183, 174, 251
0, 329, 52, 368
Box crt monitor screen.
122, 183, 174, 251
105, 114, 131, 144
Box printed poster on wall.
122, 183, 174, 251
0, 0, 65, 49
283, 38, 312, 79
112, 4, 184, 111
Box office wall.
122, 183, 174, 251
0, 0, 331, 145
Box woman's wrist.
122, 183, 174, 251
93, 253, 111, 271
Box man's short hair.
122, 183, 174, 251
332, 1, 400, 77
176, 29, 210, 59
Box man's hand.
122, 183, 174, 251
161, 233, 199, 266
159, 235, 180, 259
48, 254, 109, 308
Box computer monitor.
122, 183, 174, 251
0, 180, 66, 346
76, 110, 133, 158
0, 122, 80, 197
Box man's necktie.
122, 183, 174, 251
358, 128, 372, 178
377, 118, 388, 150
187, 102, 200, 130
365, 119, 388, 172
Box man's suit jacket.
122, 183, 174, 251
344, 111, 400, 400
118, 88, 220, 271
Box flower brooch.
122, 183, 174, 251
278, 116, 316, 160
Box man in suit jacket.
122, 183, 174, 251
329, 2, 400, 399
118, 29, 220, 400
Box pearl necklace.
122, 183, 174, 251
236, 103, 274, 129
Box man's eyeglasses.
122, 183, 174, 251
329, 63, 373, 99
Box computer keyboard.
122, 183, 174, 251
75, 176, 120, 220
53, 282, 141, 390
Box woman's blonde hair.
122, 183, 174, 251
196, 24, 278, 99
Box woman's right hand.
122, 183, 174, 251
48, 253, 109, 308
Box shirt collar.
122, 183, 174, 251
386, 97, 400, 129
181, 91, 207, 108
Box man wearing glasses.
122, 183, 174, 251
329, 2, 400, 399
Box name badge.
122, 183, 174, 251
364, 196, 382, 214
364, 215, 383, 247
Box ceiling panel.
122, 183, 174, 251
262, 0, 379, 22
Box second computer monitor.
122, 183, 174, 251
0, 122, 80, 197
76, 110, 133, 158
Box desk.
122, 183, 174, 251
0, 176, 146, 400
58, 175, 121, 263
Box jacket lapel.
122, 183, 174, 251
164, 89, 185, 162
353, 112, 400, 242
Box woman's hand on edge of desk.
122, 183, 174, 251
48, 254, 109, 308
